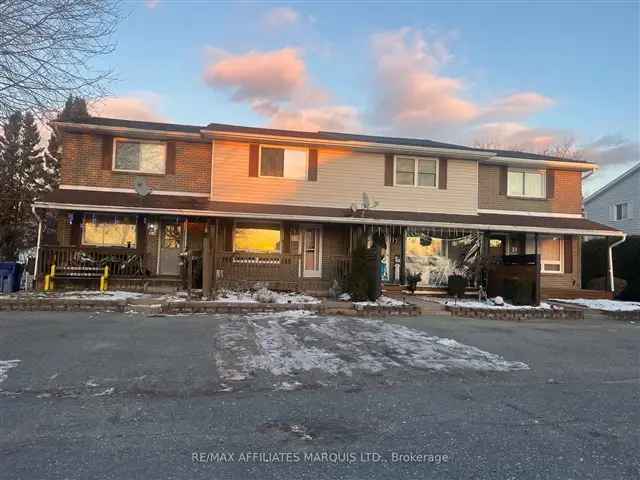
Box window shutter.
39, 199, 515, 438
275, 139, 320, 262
546, 170, 555, 199
384, 154, 394, 186
563, 235, 573, 273
102, 135, 113, 170
499, 166, 508, 195
249, 144, 260, 177
438, 158, 448, 189
166, 141, 176, 174
308, 149, 318, 181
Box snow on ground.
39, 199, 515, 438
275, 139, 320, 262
213, 288, 320, 304
352, 295, 408, 307
4, 290, 146, 301
437, 298, 555, 310
550, 299, 640, 312
0, 360, 20, 385
214, 313, 528, 384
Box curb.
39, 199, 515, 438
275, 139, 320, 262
445, 305, 584, 321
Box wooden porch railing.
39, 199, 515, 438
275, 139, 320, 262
214, 252, 302, 289
326, 255, 352, 284
38, 245, 146, 277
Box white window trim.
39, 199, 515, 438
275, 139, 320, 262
393, 155, 439, 188
81, 217, 137, 248
613, 201, 631, 221
540, 235, 564, 274
507, 167, 546, 199
112, 137, 167, 175
258, 144, 309, 180
232, 219, 284, 254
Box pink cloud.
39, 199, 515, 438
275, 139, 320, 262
203, 48, 307, 102
145, 0, 160, 9
369, 28, 554, 136
89, 94, 167, 122
470, 122, 570, 152
268, 106, 361, 132
481, 92, 555, 121
263, 7, 299, 28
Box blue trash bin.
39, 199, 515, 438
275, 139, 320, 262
0, 262, 23, 293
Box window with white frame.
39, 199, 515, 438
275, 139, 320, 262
233, 222, 282, 253
82, 215, 137, 248
507, 168, 546, 198
395, 156, 438, 187
113, 139, 166, 174
540, 235, 563, 273
614, 202, 629, 220
260, 146, 307, 180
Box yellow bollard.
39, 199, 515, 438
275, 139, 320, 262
44, 264, 56, 291
100, 266, 109, 292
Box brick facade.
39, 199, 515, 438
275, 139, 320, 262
61, 132, 211, 194
478, 164, 583, 214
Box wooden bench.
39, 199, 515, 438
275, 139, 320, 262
44, 264, 110, 292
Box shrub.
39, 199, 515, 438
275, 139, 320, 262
406, 272, 421, 293
347, 243, 372, 301
447, 274, 466, 298
504, 277, 535, 305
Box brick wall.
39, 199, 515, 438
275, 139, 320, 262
478, 164, 582, 214
61, 132, 211, 194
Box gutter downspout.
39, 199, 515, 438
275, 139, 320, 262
608, 234, 627, 292
31, 205, 43, 285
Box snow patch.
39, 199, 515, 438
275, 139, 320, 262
550, 299, 640, 312
0, 359, 20, 384
438, 298, 555, 310
353, 295, 408, 307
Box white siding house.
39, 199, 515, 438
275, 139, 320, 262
584, 163, 640, 236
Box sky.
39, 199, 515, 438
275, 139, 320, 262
91, 0, 639, 194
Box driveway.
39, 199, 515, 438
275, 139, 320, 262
1, 311, 638, 479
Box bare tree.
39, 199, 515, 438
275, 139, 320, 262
0, 0, 121, 119
473, 137, 583, 160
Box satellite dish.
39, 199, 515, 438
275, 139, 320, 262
133, 176, 152, 197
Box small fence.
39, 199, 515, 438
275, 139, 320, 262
38, 246, 146, 278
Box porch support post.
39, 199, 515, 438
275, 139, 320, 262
202, 219, 214, 299
400, 226, 407, 285
33, 217, 43, 284
534, 233, 541, 305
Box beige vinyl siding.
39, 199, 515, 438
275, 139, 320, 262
212, 141, 478, 215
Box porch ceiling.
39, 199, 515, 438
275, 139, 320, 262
36, 189, 624, 237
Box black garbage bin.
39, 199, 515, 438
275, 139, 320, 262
0, 262, 24, 293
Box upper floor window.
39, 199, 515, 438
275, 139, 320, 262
395, 156, 438, 187
614, 202, 629, 220
260, 146, 307, 180
113, 139, 166, 174
507, 168, 545, 198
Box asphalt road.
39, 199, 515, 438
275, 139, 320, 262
1, 311, 638, 479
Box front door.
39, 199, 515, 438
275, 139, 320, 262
159, 221, 183, 275
302, 225, 322, 278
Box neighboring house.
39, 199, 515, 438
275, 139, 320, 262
584, 162, 640, 236
34, 117, 622, 297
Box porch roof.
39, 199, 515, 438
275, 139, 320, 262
36, 189, 624, 237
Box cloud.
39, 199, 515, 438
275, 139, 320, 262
263, 7, 299, 28
581, 137, 640, 195
203, 47, 359, 132
470, 122, 570, 152
268, 106, 361, 132
203, 48, 307, 103
369, 28, 554, 136
89, 93, 167, 122
144, 0, 160, 9
481, 92, 555, 121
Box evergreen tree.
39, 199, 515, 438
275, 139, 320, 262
0, 111, 54, 260
46, 96, 90, 188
